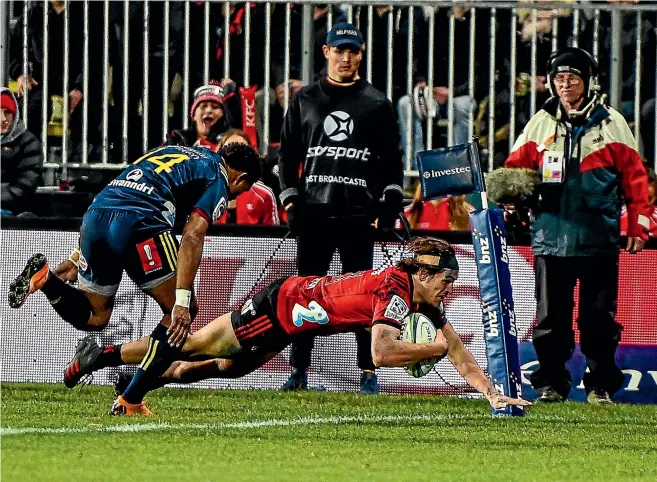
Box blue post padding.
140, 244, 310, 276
416, 143, 476, 200
470, 208, 525, 416
467, 140, 486, 193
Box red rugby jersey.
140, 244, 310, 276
275, 266, 445, 337
215, 181, 280, 225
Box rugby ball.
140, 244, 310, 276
400, 312, 437, 378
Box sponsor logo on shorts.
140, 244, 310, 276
78, 254, 88, 272
241, 299, 256, 315
136, 238, 163, 274
305, 174, 367, 187
384, 295, 409, 322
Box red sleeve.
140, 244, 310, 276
505, 140, 540, 170
213, 210, 228, 225
372, 273, 412, 329
609, 143, 651, 239
253, 182, 280, 225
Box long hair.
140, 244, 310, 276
396, 236, 456, 275
448, 196, 470, 231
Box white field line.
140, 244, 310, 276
1, 413, 538, 436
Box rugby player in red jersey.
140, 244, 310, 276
67, 237, 531, 415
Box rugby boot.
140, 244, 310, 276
537, 388, 565, 403
109, 395, 153, 416
587, 390, 613, 405
64, 336, 103, 389
359, 371, 379, 395
281, 368, 308, 391
8, 253, 49, 308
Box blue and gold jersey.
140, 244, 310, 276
91, 145, 229, 227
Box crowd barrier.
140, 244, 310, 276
2, 1, 656, 178
1, 221, 656, 403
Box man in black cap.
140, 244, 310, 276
277, 22, 403, 394
504, 47, 651, 404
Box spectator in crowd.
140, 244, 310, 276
355, 5, 411, 103
182, 2, 268, 148
255, 73, 303, 157
636, 14, 657, 165
214, 129, 279, 226
398, 6, 511, 164
110, 1, 183, 160
8, 1, 105, 161
165, 82, 238, 148
403, 184, 474, 231
505, 47, 651, 404
642, 99, 656, 167
1, 88, 43, 216
211, 2, 267, 89
621, 167, 657, 237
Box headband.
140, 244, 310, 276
415, 253, 459, 271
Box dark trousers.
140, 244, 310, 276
529, 254, 625, 398
289, 218, 376, 372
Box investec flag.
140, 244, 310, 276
416, 144, 476, 200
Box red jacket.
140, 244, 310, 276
620, 205, 657, 237
215, 181, 279, 225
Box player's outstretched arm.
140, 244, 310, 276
441, 323, 532, 408
371, 323, 448, 368
168, 212, 208, 348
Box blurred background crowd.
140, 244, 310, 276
1, 1, 656, 236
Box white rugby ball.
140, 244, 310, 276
400, 312, 437, 378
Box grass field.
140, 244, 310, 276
2, 383, 657, 481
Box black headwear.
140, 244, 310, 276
546, 47, 599, 98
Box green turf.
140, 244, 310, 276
2, 383, 657, 481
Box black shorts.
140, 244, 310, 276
230, 278, 291, 358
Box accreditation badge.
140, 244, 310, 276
542, 151, 565, 183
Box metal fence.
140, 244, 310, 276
1, 1, 656, 182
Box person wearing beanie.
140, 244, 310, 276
504, 47, 651, 405
165, 82, 229, 148
1, 87, 43, 216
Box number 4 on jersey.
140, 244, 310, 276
292, 301, 329, 327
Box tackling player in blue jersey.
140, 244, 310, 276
8, 142, 262, 414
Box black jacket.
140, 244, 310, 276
9, 2, 106, 95
1, 89, 43, 214
278, 78, 402, 220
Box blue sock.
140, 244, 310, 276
122, 324, 181, 404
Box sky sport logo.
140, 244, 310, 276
323, 111, 354, 142
423, 166, 471, 179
